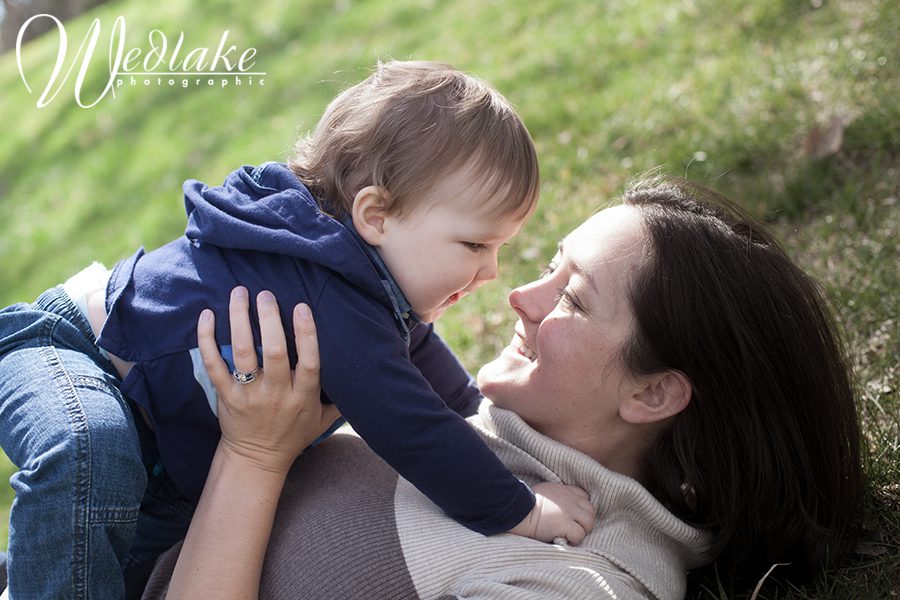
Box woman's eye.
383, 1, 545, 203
462, 242, 486, 252
539, 262, 558, 278
556, 287, 582, 311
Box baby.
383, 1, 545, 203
0, 60, 593, 598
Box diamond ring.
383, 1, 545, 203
232, 367, 260, 384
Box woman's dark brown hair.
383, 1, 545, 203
620, 177, 863, 582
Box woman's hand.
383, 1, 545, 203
197, 286, 341, 474
168, 288, 339, 599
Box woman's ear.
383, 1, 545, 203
351, 186, 391, 246
620, 370, 691, 424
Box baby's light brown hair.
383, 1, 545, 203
288, 60, 539, 220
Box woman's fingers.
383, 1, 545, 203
257, 290, 290, 385
228, 286, 259, 374
293, 304, 342, 434
197, 308, 232, 390
292, 303, 321, 397
196, 290, 338, 473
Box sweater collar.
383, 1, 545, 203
471, 401, 714, 600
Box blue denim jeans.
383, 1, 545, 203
0, 287, 193, 599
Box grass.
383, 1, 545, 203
0, 0, 897, 597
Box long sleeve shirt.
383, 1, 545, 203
97, 162, 534, 534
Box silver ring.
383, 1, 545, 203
232, 366, 260, 384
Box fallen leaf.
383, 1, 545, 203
804, 115, 847, 159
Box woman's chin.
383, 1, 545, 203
476, 344, 530, 397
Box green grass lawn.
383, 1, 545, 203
0, 0, 897, 597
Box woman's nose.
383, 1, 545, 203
508, 279, 548, 323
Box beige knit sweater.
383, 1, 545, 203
143, 402, 712, 599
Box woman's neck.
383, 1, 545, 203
561, 421, 656, 486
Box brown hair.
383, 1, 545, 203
288, 60, 539, 220
620, 177, 863, 582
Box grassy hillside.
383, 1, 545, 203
0, 0, 897, 597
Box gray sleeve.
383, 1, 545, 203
141, 434, 419, 600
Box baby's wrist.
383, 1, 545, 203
507, 503, 539, 538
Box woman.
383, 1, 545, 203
152, 177, 863, 599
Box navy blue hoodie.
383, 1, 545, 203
97, 163, 534, 534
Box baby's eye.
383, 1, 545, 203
462, 242, 487, 252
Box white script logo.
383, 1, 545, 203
16, 14, 266, 108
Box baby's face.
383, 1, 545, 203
374, 169, 528, 323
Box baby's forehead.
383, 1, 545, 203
423, 192, 527, 230
419, 161, 534, 219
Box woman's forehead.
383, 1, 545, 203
565, 205, 645, 264
556, 206, 645, 313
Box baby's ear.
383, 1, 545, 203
619, 370, 691, 424
351, 186, 390, 245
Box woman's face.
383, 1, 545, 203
477, 205, 646, 448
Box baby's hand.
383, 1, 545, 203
508, 482, 596, 545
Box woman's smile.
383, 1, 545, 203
511, 331, 536, 361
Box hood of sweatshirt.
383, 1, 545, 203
182, 162, 389, 307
